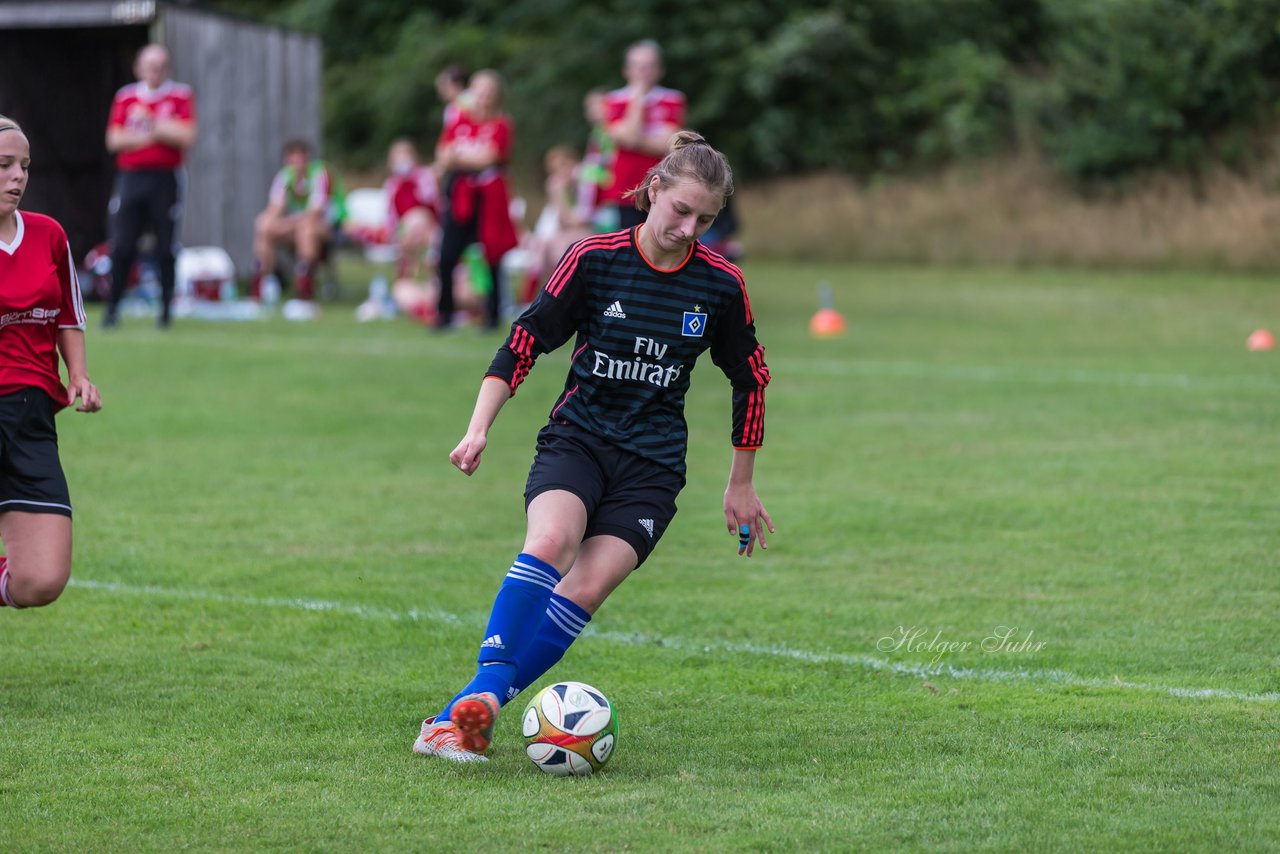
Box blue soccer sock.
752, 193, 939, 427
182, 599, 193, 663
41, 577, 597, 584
438, 553, 561, 722
509, 593, 592, 700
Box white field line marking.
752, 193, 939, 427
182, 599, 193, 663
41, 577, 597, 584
795, 358, 1280, 393
69, 578, 465, 626
69, 578, 1279, 704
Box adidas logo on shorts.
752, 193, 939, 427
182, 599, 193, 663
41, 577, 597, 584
603, 301, 627, 319
480, 634, 505, 649
638, 518, 655, 538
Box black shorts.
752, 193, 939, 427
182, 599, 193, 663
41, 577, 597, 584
0, 388, 71, 517
524, 421, 682, 567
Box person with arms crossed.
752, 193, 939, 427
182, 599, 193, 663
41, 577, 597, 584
414, 131, 772, 762
431, 65, 469, 225
0, 116, 102, 609
102, 44, 197, 329
434, 70, 519, 331
600, 40, 685, 231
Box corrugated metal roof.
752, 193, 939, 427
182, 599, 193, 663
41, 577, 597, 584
0, 1, 159, 28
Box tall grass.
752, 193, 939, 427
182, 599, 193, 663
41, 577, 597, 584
739, 152, 1280, 270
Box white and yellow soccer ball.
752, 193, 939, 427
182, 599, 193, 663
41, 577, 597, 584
522, 681, 618, 776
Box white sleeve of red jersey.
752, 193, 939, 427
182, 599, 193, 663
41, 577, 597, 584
57, 239, 87, 330
268, 170, 286, 207
308, 167, 331, 213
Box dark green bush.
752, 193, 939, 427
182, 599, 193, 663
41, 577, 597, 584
212, 0, 1280, 183
1028, 0, 1280, 179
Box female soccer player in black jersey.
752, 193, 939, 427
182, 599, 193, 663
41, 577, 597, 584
415, 131, 772, 762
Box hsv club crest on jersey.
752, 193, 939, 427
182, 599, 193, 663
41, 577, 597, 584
681, 309, 707, 337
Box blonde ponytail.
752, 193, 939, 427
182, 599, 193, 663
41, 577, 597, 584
624, 130, 734, 212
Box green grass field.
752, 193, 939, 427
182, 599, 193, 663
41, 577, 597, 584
2, 261, 1277, 851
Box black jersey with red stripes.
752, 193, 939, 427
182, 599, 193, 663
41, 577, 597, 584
486, 226, 769, 476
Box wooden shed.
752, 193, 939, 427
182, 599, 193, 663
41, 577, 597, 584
0, 0, 322, 273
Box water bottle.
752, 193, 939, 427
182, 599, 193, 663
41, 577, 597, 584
260, 274, 282, 307
369, 274, 389, 304
370, 274, 396, 319
463, 244, 492, 296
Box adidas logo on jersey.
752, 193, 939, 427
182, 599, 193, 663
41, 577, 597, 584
480, 634, 505, 650
603, 301, 627, 319
638, 518, 655, 538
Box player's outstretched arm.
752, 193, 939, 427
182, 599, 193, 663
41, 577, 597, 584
449, 377, 511, 476
724, 448, 774, 557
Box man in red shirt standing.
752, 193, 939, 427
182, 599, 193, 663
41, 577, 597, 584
103, 44, 198, 329
600, 40, 685, 231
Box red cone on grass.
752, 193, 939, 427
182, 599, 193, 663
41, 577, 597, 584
810, 281, 847, 338
1247, 328, 1275, 352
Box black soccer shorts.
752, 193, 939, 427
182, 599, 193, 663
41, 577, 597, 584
524, 421, 682, 567
0, 388, 72, 517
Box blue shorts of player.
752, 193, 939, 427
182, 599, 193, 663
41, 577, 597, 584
525, 421, 682, 567
0, 389, 72, 517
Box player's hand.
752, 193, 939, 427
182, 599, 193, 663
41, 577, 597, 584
67, 376, 101, 413
449, 431, 487, 476
724, 483, 774, 557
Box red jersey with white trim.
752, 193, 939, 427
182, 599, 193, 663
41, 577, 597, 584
438, 112, 513, 178
486, 226, 768, 475
600, 86, 686, 205
439, 112, 518, 263
108, 81, 197, 171
383, 166, 440, 228
0, 212, 88, 409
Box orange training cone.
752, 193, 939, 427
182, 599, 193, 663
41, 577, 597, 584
810, 282, 847, 338
1247, 328, 1275, 352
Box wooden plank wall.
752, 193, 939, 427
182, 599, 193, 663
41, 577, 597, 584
160, 5, 322, 273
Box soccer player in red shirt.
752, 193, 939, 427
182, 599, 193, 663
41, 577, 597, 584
382, 139, 440, 280
434, 70, 519, 330
600, 40, 686, 231
102, 44, 197, 329
0, 116, 102, 610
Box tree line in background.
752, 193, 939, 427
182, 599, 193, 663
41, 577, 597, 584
213, 0, 1280, 184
